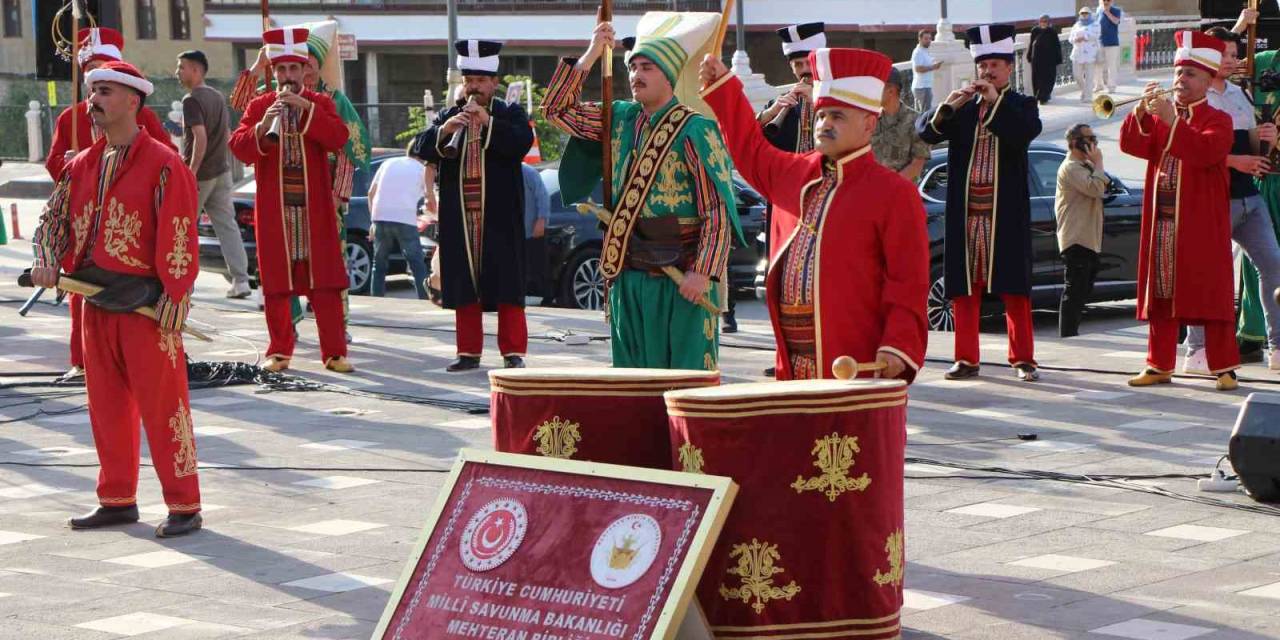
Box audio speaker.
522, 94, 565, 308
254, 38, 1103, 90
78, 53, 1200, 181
1228, 392, 1280, 503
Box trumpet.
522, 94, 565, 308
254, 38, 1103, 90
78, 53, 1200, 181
442, 95, 476, 160
1093, 87, 1175, 119
763, 80, 811, 136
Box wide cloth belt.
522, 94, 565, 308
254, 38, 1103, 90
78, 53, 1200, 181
70, 265, 162, 313
624, 217, 701, 273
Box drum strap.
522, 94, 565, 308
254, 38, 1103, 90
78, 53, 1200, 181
599, 104, 697, 280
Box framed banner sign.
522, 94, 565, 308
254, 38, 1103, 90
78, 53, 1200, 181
373, 449, 737, 640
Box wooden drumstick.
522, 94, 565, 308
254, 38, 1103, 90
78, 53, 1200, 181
832, 355, 886, 380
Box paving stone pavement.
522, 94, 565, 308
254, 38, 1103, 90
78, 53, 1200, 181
2, 236, 1280, 640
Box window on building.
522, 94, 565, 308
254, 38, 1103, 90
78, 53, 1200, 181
136, 0, 156, 40
2, 0, 21, 38
97, 1, 123, 31
169, 0, 189, 40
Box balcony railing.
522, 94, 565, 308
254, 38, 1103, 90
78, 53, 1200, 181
206, 0, 720, 12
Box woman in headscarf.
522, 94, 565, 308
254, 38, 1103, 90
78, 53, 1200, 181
1027, 14, 1063, 104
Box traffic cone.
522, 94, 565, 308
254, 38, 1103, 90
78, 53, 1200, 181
524, 121, 542, 164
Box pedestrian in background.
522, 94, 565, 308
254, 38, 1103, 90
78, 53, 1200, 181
521, 163, 552, 305
1070, 7, 1101, 104
911, 29, 943, 111
1055, 124, 1110, 337
368, 147, 430, 299
1096, 0, 1124, 94
176, 50, 251, 300
1027, 15, 1063, 105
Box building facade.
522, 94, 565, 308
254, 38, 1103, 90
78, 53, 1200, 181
0, 0, 235, 79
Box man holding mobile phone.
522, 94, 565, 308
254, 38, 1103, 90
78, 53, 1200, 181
1054, 124, 1111, 338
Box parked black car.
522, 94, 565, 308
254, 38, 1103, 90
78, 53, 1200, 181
539, 168, 769, 310
752, 142, 1144, 331
197, 148, 434, 295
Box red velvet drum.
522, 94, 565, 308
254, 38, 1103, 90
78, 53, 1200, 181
664, 379, 908, 640
488, 368, 720, 469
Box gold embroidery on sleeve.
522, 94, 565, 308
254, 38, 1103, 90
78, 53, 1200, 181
166, 217, 193, 279
73, 202, 93, 257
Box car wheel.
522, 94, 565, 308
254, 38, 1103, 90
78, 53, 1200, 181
927, 271, 954, 332
560, 248, 605, 311
346, 235, 373, 296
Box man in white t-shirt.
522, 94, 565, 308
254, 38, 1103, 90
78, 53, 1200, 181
911, 29, 943, 111
368, 149, 430, 299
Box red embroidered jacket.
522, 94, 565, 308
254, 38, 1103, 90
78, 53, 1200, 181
33, 132, 199, 332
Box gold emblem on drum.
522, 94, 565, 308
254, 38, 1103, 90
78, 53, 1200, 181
791, 433, 872, 501
533, 416, 581, 459
678, 442, 705, 474
719, 538, 802, 614
872, 528, 905, 588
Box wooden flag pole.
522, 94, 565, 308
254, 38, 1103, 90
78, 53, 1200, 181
260, 0, 272, 89
712, 0, 736, 56
598, 1, 613, 211
70, 0, 81, 152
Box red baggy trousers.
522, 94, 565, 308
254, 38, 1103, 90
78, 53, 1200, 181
82, 304, 201, 513
264, 261, 347, 363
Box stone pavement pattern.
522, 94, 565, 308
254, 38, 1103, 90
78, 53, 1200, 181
3, 76, 1280, 640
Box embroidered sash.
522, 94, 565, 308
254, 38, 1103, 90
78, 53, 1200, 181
600, 104, 697, 280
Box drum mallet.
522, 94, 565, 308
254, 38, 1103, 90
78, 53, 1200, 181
575, 201, 721, 315
832, 355, 886, 380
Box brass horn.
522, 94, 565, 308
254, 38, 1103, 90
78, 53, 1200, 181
1093, 88, 1175, 119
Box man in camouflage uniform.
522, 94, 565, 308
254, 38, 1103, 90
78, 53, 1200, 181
871, 68, 932, 182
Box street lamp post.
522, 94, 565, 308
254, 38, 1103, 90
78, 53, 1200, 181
735, 0, 744, 54
937, 0, 955, 41
447, 0, 460, 98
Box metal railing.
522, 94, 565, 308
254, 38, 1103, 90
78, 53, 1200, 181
1136, 20, 1206, 71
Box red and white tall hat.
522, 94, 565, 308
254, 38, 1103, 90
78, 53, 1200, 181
1174, 31, 1225, 75
263, 27, 310, 65
84, 60, 154, 96
77, 27, 124, 66
809, 47, 894, 114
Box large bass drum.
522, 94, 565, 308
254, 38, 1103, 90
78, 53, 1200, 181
488, 368, 720, 468
665, 378, 908, 639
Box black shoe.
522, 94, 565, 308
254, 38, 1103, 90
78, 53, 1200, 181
945, 362, 980, 380
447, 356, 481, 372
763, 366, 776, 377
69, 505, 139, 530
155, 512, 202, 538
1014, 364, 1040, 382
722, 311, 738, 334
503, 356, 526, 369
